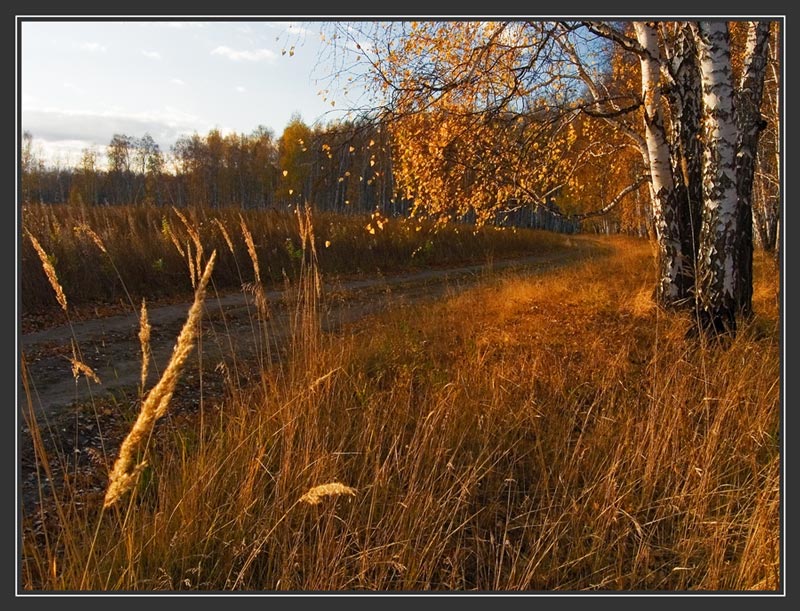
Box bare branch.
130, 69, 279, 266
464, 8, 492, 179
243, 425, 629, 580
581, 99, 643, 118
580, 21, 646, 57
554, 31, 649, 158
572, 174, 651, 220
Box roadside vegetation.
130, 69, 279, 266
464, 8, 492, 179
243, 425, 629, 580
19, 207, 780, 591
21, 202, 569, 325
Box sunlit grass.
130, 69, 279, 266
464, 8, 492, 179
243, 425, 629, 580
21, 203, 569, 321
19, 211, 779, 591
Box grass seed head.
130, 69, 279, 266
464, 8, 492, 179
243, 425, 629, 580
299, 482, 357, 505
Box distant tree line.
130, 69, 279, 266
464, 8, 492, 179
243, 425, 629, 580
20, 113, 404, 216
22, 111, 595, 236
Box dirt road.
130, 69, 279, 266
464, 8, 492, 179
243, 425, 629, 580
19, 243, 595, 421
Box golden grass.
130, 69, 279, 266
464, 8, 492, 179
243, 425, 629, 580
21, 203, 570, 317
103, 251, 217, 509
239, 213, 270, 326
212, 218, 236, 256
69, 357, 101, 385
19, 226, 780, 592
74, 223, 108, 254
138, 299, 151, 392
299, 482, 358, 505
239, 213, 262, 286
25, 228, 67, 312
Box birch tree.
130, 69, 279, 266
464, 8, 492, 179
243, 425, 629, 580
322, 18, 776, 337
581, 20, 771, 332
732, 21, 771, 317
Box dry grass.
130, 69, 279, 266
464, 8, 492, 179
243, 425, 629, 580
299, 483, 358, 506
24, 228, 68, 312
19, 216, 780, 592
103, 251, 217, 509
138, 299, 151, 394
21, 203, 568, 320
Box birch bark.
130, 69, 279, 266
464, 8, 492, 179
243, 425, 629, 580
694, 21, 740, 333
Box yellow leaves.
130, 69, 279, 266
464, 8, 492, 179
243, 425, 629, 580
349, 145, 356, 153
282, 170, 289, 177
324, 240, 331, 248
371, 210, 387, 230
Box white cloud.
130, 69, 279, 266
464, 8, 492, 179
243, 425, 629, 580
37, 139, 104, 168
21, 107, 206, 159
267, 21, 312, 37
141, 50, 162, 60
170, 78, 186, 86
235, 86, 247, 93
211, 45, 276, 62
63, 82, 86, 94
78, 41, 107, 53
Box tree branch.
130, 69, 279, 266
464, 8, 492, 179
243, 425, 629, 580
581, 99, 643, 118
572, 174, 651, 220
580, 21, 646, 57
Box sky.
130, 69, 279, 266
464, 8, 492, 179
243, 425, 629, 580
20, 19, 363, 168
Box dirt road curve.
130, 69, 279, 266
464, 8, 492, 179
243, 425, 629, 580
19, 245, 592, 420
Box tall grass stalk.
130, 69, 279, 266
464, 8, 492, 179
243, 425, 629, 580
103, 250, 217, 509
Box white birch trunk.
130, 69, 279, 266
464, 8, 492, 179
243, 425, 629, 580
633, 22, 685, 306
666, 23, 704, 296
694, 21, 739, 333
